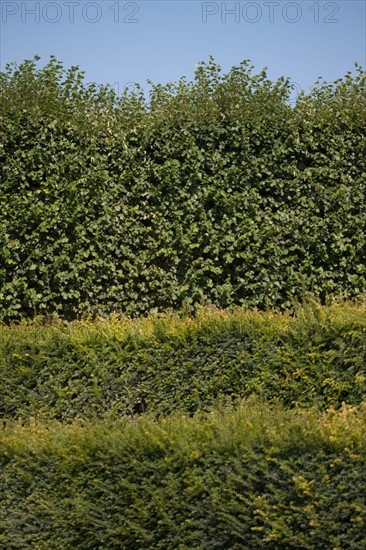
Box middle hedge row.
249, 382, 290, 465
1, 302, 365, 420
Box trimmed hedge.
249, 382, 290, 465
1, 56, 365, 320
1, 301, 365, 420
1, 401, 366, 549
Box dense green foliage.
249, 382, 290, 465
1, 55, 366, 547
1, 56, 365, 320
1, 402, 366, 549
1, 301, 365, 420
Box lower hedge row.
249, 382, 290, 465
1, 300, 366, 420
1, 401, 366, 549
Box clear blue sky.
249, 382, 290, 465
1, 0, 365, 101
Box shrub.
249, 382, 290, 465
1, 401, 366, 549
1, 301, 365, 420
1, 57, 365, 320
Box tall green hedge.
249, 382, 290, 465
1, 301, 365, 420
1, 402, 366, 549
0, 56, 365, 321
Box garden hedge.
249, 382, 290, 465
0, 56, 365, 320
1, 301, 365, 421
1, 401, 366, 549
